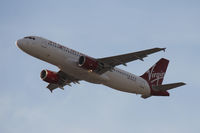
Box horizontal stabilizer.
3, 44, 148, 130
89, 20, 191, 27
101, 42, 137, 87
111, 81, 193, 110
152, 82, 186, 91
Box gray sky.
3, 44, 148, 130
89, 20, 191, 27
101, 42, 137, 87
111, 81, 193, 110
0, 0, 199, 133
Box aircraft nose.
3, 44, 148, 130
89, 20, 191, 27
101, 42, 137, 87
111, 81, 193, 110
16, 39, 23, 49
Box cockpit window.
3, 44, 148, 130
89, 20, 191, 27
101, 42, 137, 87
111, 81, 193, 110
24, 36, 35, 40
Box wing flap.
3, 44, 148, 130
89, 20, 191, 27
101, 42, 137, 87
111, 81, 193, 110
47, 84, 60, 92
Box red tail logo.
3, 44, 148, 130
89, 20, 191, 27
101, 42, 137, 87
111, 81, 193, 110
141, 58, 169, 86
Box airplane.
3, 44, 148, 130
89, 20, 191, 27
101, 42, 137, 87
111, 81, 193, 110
16, 36, 185, 98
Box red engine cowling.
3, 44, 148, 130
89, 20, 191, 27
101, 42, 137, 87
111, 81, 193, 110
78, 56, 99, 71
40, 69, 59, 84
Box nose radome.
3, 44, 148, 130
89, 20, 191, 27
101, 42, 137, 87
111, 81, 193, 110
16, 39, 23, 49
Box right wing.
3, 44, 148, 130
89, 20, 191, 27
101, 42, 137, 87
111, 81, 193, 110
47, 70, 80, 92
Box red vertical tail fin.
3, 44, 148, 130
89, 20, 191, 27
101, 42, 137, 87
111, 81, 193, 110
141, 58, 169, 97
141, 58, 169, 86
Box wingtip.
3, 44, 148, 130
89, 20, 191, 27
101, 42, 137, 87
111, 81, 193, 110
180, 82, 186, 86
161, 48, 166, 52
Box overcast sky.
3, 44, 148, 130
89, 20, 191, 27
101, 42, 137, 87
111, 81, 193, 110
0, 0, 199, 133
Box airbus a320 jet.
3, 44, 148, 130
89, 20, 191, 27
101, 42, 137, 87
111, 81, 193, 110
16, 36, 185, 98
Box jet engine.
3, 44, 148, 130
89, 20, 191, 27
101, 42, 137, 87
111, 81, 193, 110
40, 69, 59, 84
78, 56, 101, 71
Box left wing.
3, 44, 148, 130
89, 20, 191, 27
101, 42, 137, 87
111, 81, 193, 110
96, 48, 166, 74
98, 47, 166, 67
47, 70, 80, 92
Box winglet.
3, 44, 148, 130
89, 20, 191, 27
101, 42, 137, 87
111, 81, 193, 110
161, 48, 166, 52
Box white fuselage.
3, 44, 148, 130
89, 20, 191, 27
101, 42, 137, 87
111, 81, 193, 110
16, 36, 151, 97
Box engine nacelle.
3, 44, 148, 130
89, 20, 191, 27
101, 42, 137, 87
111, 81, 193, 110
40, 69, 59, 84
78, 56, 99, 71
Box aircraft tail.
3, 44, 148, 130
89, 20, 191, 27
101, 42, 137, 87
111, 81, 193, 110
141, 58, 169, 86
140, 58, 185, 98
141, 58, 180, 98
